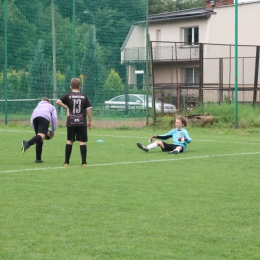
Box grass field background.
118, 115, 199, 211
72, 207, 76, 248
1, 124, 260, 259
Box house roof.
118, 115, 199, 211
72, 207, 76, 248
135, 7, 215, 25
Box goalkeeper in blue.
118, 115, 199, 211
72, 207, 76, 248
137, 115, 192, 154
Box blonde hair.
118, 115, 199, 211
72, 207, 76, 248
176, 115, 188, 127
70, 78, 81, 89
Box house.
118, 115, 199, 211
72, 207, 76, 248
121, 0, 260, 107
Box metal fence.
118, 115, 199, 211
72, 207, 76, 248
150, 41, 260, 110
3, 1, 260, 126
0, 0, 147, 124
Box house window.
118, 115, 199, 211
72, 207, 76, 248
184, 27, 199, 45
185, 68, 200, 87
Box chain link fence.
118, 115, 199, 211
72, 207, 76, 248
3, 1, 260, 126
0, 0, 147, 125
149, 41, 260, 111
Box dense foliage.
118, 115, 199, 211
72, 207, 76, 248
149, 0, 205, 14
0, 0, 146, 101
1, 0, 206, 105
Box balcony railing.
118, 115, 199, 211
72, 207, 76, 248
122, 44, 200, 62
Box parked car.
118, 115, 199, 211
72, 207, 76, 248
104, 94, 176, 113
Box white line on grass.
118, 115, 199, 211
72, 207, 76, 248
90, 135, 260, 144
1, 151, 260, 174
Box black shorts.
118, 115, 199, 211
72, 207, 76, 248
161, 142, 183, 153
67, 126, 87, 142
33, 117, 50, 135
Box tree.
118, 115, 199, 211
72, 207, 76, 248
81, 0, 146, 81
1, 0, 147, 86
81, 29, 99, 102
19, 70, 30, 98
149, 0, 205, 14
149, 0, 171, 14
64, 65, 73, 92
7, 69, 19, 98
104, 69, 123, 91
0, 0, 38, 70
28, 40, 51, 98
104, 69, 124, 101
173, 0, 205, 11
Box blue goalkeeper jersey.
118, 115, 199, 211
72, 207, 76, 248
156, 128, 192, 152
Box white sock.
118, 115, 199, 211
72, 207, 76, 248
174, 149, 179, 153
147, 143, 158, 150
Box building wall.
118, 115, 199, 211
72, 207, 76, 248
121, 1, 260, 54
125, 25, 146, 48
149, 18, 209, 43
148, 2, 260, 45
153, 63, 201, 85
121, 24, 146, 63
121, 1, 260, 103
148, 2, 260, 89
206, 2, 260, 45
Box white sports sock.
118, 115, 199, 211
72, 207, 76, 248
174, 149, 179, 153
147, 143, 158, 150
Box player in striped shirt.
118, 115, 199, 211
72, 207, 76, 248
56, 78, 92, 167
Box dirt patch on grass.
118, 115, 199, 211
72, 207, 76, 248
92, 119, 146, 128
2, 119, 147, 128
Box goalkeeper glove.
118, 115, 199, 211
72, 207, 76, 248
149, 135, 157, 142
178, 137, 187, 142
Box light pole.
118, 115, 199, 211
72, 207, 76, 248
83, 10, 96, 43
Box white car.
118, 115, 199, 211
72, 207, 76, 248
104, 94, 176, 113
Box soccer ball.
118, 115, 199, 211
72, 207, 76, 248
45, 129, 53, 140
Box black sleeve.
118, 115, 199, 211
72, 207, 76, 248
156, 135, 172, 140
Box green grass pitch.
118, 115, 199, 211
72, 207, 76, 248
0, 125, 260, 259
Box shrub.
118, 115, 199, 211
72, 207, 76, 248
186, 103, 260, 128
